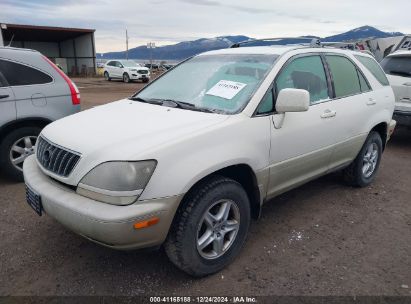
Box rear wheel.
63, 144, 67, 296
104, 71, 111, 81
123, 73, 130, 83
165, 175, 250, 277
0, 127, 41, 181
343, 131, 383, 187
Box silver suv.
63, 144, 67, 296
0, 47, 80, 181
380, 50, 411, 126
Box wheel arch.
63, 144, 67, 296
370, 122, 388, 151
0, 118, 51, 144
178, 163, 262, 220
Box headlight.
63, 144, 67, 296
76, 160, 157, 205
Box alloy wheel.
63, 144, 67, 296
362, 142, 379, 178
9, 136, 37, 171
196, 199, 240, 259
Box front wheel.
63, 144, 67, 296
104, 71, 111, 81
123, 73, 130, 83
165, 176, 250, 277
343, 131, 383, 187
0, 127, 41, 181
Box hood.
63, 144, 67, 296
130, 67, 149, 71
41, 99, 228, 162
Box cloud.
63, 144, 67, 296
179, 0, 221, 6
0, 0, 410, 52
178, 0, 271, 14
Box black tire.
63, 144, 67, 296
123, 73, 130, 83
0, 127, 41, 182
143, 78, 149, 83
343, 131, 383, 187
165, 175, 251, 277
104, 71, 111, 81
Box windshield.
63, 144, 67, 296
380, 56, 411, 78
134, 54, 278, 114
122, 60, 140, 67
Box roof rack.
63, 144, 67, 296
320, 42, 358, 50
230, 37, 321, 48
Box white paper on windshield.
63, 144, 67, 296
206, 80, 247, 100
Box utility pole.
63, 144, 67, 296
126, 29, 129, 60
147, 42, 156, 71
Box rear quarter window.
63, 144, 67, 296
354, 55, 390, 86
0, 59, 53, 86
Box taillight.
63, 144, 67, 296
42, 55, 81, 105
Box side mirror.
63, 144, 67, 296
276, 88, 310, 113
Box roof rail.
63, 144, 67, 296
230, 37, 321, 48
320, 42, 358, 50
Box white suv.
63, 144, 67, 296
103, 60, 150, 83
380, 50, 411, 126
23, 44, 396, 277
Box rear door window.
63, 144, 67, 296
380, 56, 411, 78
326, 55, 362, 98
275, 55, 330, 104
0, 59, 53, 86
355, 55, 390, 85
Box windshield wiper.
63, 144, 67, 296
130, 97, 219, 113
155, 99, 217, 113
128, 96, 162, 105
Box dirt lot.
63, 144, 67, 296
0, 78, 410, 297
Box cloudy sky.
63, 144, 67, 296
1, 0, 410, 52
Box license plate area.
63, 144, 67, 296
26, 184, 42, 216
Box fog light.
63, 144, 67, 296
133, 217, 160, 229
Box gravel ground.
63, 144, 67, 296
0, 78, 410, 296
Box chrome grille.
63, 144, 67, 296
36, 136, 81, 177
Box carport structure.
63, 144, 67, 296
0, 23, 96, 76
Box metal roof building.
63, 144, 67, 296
0, 23, 96, 76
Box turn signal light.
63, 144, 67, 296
133, 217, 160, 229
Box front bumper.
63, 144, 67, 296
23, 156, 183, 250
130, 73, 150, 80
393, 110, 411, 127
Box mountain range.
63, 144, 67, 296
98, 26, 404, 60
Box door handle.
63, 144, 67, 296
366, 98, 377, 105
0, 94, 9, 99
320, 109, 336, 118
403, 82, 411, 86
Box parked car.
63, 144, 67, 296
24, 45, 395, 276
144, 63, 159, 70
380, 50, 411, 126
0, 47, 80, 181
103, 60, 150, 83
